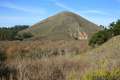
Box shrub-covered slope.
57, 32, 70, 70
0, 35, 120, 80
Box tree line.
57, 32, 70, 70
0, 25, 33, 41
89, 19, 120, 47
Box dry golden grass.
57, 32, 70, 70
0, 36, 120, 80
4, 56, 90, 80
0, 40, 89, 60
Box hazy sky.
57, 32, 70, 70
0, 0, 120, 27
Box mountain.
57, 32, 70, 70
0, 12, 102, 60
19, 11, 101, 40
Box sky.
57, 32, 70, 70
0, 0, 120, 27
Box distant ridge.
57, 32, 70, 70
19, 11, 101, 40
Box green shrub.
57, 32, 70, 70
110, 20, 120, 36
89, 19, 120, 47
16, 32, 33, 40
110, 68, 120, 80
82, 69, 109, 80
89, 30, 111, 47
82, 68, 120, 80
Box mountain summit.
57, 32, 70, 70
20, 11, 101, 40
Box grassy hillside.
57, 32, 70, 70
19, 11, 100, 40
1, 35, 120, 80
77, 35, 120, 71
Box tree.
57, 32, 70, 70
109, 22, 115, 28
89, 30, 111, 47
0, 25, 30, 41
112, 20, 120, 36
15, 32, 33, 40
89, 19, 120, 47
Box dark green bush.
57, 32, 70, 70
111, 20, 120, 36
89, 19, 120, 47
16, 32, 33, 40
89, 30, 111, 47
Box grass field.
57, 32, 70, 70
0, 35, 120, 80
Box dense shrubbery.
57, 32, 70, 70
89, 19, 120, 47
0, 25, 32, 41
82, 68, 120, 80
16, 32, 33, 40
110, 20, 120, 36
89, 30, 110, 47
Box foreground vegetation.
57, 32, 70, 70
0, 35, 120, 80
82, 68, 120, 80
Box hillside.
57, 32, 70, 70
19, 11, 100, 40
3, 35, 120, 80
79, 35, 120, 69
